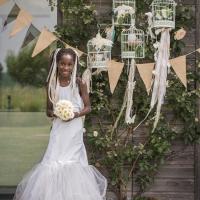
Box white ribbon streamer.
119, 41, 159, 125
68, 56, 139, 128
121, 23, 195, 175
145, 12, 156, 40
125, 59, 136, 124
151, 28, 170, 131
82, 68, 92, 94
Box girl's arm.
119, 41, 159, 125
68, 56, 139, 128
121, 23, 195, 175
74, 77, 91, 118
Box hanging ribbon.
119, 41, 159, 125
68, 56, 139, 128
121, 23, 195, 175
125, 59, 136, 124
150, 28, 170, 131
134, 29, 170, 131
82, 68, 92, 94
145, 12, 156, 40
106, 25, 115, 42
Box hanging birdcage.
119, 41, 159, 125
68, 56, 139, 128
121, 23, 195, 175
87, 33, 113, 69
121, 26, 145, 59
113, 0, 136, 26
151, 0, 176, 29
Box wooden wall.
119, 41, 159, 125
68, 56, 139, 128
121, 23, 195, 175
91, 0, 200, 200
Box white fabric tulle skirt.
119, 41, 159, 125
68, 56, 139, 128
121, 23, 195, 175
13, 117, 107, 200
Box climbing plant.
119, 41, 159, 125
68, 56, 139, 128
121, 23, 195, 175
49, 0, 97, 49
85, 2, 198, 200
49, 1, 198, 199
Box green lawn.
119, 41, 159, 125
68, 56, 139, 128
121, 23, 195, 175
0, 85, 46, 112
0, 112, 51, 186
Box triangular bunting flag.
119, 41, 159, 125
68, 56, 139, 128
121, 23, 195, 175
0, 0, 8, 6
21, 24, 40, 48
170, 56, 187, 88
10, 9, 33, 37
107, 60, 124, 94
3, 4, 20, 27
64, 43, 84, 57
32, 27, 57, 57
196, 48, 200, 53
136, 63, 155, 94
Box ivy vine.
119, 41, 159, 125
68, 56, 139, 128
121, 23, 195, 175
48, 1, 199, 199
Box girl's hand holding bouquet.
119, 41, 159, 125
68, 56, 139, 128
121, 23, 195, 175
54, 100, 75, 121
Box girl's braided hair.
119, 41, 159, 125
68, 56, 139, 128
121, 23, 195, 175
47, 48, 81, 84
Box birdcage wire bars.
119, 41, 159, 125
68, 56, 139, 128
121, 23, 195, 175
151, 0, 176, 29
113, 0, 136, 26
121, 26, 145, 59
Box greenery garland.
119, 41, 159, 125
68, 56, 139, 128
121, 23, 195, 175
49, 1, 199, 199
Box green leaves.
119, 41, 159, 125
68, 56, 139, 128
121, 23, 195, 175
51, 1, 197, 198
86, 67, 199, 197
6, 44, 49, 87
55, 0, 97, 48
166, 72, 200, 144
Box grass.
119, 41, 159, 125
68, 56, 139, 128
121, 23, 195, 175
0, 112, 51, 186
0, 84, 46, 112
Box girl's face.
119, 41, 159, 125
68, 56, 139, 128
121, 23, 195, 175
58, 54, 74, 78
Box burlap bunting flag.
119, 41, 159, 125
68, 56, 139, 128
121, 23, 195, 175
170, 56, 187, 88
32, 27, 57, 57
107, 60, 124, 94
0, 0, 8, 6
136, 63, 155, 94
10, 9, 33, 37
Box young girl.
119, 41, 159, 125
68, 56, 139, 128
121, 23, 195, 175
13, 48, 107, 200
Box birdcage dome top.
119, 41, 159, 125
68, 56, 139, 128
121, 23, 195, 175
87, 33, 113, 50
122, 26, 144, 33
114, 4, 135, 13
151, 0, 176, 5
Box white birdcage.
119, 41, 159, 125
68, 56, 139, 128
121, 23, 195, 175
113, 0, 136, 26
87, 33, 113, 69
152, 0, 176, 29
121, 26, 145, 59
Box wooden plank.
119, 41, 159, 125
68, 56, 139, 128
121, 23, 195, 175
132, 178, 194, 192
156, 165, 194, 178
195, 0, 200, 199
121, 164, 194, 178
131, 192, 194, 200
165, 151, 194, 165
195, 144, 200, 200
124, 178, 194, 192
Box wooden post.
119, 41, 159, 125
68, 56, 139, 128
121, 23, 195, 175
195, 143, 200, 200
194, 0, 200, 199
57, 0, 63, 26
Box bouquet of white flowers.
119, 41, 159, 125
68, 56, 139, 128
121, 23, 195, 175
54, 100, 75, 121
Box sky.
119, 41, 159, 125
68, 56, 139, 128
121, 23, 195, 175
0, 0, 57, 72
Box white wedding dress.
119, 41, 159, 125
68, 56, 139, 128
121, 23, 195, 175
13, 82, 107, 200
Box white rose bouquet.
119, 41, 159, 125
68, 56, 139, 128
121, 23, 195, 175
54, 100, 75, 121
